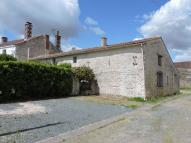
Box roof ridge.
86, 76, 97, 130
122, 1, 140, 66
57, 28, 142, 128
0, 35, 46, 47
31, 36, 162, 60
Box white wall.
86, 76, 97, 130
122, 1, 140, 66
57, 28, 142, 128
55, 46, 146, 98
143, 39, 179, 98
0, 45, 16, 57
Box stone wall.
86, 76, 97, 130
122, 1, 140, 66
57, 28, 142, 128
52, 46, 146, 98
36, 38, 179, 99
15, 36, 60, 61
16, 36, 47, 61
143, 39, 179, 98
174, 62, 191, 88
176, 68, 191, 88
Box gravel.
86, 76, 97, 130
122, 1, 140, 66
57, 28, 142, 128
0, 97, 130, 143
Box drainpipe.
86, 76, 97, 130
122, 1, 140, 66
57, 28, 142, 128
140, 43, 146, 100
27, 47, 30, 60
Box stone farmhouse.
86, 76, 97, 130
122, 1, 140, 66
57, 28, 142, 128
175, 61, 191, 88
0, 22, 61, 61
32, 37, 180, 99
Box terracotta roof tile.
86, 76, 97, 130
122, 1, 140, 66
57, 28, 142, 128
174, 61, 191, 69
0, 35, 44, 47
0, 39, 25, 47
31, 36, 162, 60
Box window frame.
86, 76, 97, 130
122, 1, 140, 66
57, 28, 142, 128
52, 58, 56, 65
158, 54, 163, 66
73, 56, 77, 63
167, 76, 169, 86
2, 49, 6, 54
157, 71, 163, 87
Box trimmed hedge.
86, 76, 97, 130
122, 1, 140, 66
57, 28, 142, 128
0, 54, 17, 61
0, 61, 72, 102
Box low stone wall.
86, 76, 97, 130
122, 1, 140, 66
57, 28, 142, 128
177, 68, 191, 89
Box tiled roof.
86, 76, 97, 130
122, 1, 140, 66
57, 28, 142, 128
0, 35, 44, 47
31, 36, 162, 60
174, 61, 191, 69
0, 39, 24, 47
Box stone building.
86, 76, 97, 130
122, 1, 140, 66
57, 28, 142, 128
0, 22, 61, 61
32, 37, 180, 99
175, 61, 191, 88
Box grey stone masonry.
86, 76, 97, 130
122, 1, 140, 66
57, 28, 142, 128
32, 37, 180, 99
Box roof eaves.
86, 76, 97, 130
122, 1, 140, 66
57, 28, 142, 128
31, 36, 161, 60
15, 35, 44, 46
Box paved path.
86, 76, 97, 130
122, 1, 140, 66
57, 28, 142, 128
0, 98, 130, 143
56, 94, 191, 143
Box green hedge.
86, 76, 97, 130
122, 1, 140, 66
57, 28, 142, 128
0, 54, 17, 61
72, 66, 95, 81
0, 61, 72, 102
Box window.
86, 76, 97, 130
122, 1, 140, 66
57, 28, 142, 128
52, 58, 56, 65
3, 49, 6, 54
174, 74, 178, 84
73, 56, 77, 63
157, 71, 163, 87
158, 54, 163, 66
133, 56, 138, 65
167, 76, 169, 85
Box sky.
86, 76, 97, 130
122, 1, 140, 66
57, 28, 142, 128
0, 0, 191, 61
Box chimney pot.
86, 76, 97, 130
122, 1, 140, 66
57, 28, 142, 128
55, 31, 61, 50
25, 22, 33, 39
101, 37, 107, 47
45, 35, 49, 49
1, 37, 8, 43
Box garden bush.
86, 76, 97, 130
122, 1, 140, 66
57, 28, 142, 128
0, 61, 72, 102
72, 66, 95, 81
0, 54, 17, 61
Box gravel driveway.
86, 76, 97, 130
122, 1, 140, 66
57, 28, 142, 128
61, 93, 191, 143
0, 97, 130, 143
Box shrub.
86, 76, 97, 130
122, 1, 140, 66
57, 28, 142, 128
72, 66, 95, 81
0, 54, 17, 61
57, 63, 72, 73
0, 61, 72, 102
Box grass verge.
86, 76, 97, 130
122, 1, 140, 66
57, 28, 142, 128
75, 89, 191, 109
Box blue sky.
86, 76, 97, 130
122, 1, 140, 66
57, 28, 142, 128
2, 0, 167, 48
1, 0, 191, 61
70, 0, 168, 48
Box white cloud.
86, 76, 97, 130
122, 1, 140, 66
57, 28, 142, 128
0, 0, 81, 38
61, 40, 81, 51
90, 27, 105, 35
133, 37, 143, 41
85, 17, 98, 26
139, 0, 191, 62
84, 17, 105, 36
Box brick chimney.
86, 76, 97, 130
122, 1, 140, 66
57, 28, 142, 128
45, 35, 50, 49
25, 22, 33, 39
55, 31, 61, 50
101, 37, 107, 47
1, 37, 8, 43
